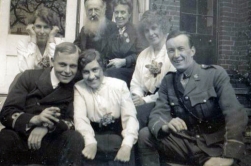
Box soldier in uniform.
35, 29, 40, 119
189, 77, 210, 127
138, 30, 248, 166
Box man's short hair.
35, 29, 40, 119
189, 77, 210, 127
112, 0, 133, 14
79, 49, 104, 71
28, 7, 58, 27
54, 42, 78, 58
166, 30, 194, 48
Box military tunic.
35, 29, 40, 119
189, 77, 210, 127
146, 62, 248, 163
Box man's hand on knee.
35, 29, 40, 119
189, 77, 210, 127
114, 145, 131, 162
204, 157, 234, 166
162, 117, 187, 133
28, 127, 48, 150
82, 143, 97, 160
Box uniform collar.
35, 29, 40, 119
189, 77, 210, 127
178, 61, 195, 79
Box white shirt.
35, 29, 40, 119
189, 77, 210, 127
17, 37, 63, 72
130, 44, 176, 103
74, 77, 139, 147
50, 68, 60, 89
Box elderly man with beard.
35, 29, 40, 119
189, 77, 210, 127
74, 0, 117, 59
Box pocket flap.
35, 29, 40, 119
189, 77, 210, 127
189, 87, 217, 107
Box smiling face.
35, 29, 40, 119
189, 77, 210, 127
34, 17, 52, 44
114, 4, 131, 28
52, 51, 79, 84
82, 60, 104, 90
144, 23, 165, 47
166, 34, 195, 72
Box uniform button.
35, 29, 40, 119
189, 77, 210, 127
170, 102, 175, 106
184, 96, 189, 100
203, 99, 207, 103
36, 102, 40, 106
196, 135, 200, 138
208, 126, 212, 129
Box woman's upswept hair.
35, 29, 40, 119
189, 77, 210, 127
28, 7, 59, 27
112, 0, 133, 14
79, 49, 104, 71
138, 10, 171, 43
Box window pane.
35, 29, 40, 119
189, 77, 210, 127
180, 0, 197, 14
198, 0, 214, 16
180, 14, 196, 33
198, 16, 213, 35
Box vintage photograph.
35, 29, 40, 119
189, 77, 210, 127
9, 0, 67, 37
0, 0, 251, 165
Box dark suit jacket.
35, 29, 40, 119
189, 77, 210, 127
0, 68, 76, 137
73, 19, 117, 55
106, 23, 146, 68
148, 62, 248, 160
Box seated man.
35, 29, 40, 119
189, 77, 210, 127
74, 0, 117, 57
138, 30, 248, 166
0, 42, 84, 166
74, 49, 139, 165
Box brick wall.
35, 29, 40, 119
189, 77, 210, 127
150, 0, 180, 31
150, 0, 250, 73
218, 0, 250, 73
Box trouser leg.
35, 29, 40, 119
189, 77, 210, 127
41, 130, 84, 166
138, 127, 160, 166
136, 102, 155, 130
0, 129, 29, 166
138, 127, 212, 166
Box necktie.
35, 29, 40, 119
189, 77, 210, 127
180, 73, 189, 88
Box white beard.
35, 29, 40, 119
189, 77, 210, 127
84, 16, 107, 41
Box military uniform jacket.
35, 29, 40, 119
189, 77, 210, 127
106, 23, 145, 68
0, 68, 75, 137
148, 62, 248, 160
73, 19, 117, 55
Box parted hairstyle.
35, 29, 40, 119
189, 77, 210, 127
28, 7, 59, 27
79, 49, 104, 71
54, 42, 78, 58
166, 30, 194, 48
112, 0, 133, 14
138, 10, 171, 43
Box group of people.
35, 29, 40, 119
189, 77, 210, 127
0, 0, 248, 166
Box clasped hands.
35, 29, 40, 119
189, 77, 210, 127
131, 93, 145, 106
107, 58, 126, 68
82, 143, 131, 162
28, 107, 60, 150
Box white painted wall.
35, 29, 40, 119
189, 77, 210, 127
0, 0, 79, 94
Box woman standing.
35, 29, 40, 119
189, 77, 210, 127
105, 0, 145, 87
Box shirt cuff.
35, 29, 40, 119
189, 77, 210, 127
84, 134, 97, 146
121, 135, 135, 148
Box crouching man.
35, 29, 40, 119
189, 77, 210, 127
138, 31, 248, 166
0, 42, 84, 166
74, 49, 139, 165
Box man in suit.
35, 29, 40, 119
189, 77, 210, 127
0, 42, 84, 166
138, 30, 248, 166
74, 0, 117, 57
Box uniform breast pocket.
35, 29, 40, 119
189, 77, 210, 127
189, 87, 219, 119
